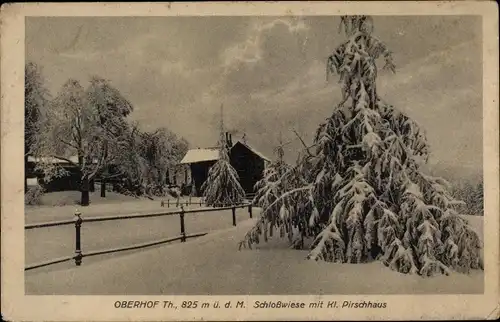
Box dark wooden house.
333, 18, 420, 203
180, 148, 219, 195
26, 156, 81, 192
180, 133, 270, 197
26, 156, 102, 192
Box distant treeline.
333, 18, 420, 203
450, 180, 484, 216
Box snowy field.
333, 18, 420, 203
25, 199, 251, 268
25, 195, 205, 223
25, 210, 484, 295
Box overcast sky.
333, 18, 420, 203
25, 15, 483, 181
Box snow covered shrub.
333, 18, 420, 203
240, 15, 483, 276
25, 184, 45, 205
167, 185, 181, 198
190, 183, 198, 198
243, 139, 309, 248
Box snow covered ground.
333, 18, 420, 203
25, 202, 251, 267
28, 189, 155, 207
25, 196, 205, 223
25, 213, 484, 295
464, 214, 483, 244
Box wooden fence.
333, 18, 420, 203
25, 203, 253, 271
160, 196, 256, 208
160, 198, 205, 208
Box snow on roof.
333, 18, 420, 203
234, 140, 271, 162
27, 155, 80, 164
27, 155, 98, 165
180, 141, 271, 164
180, 148, 219, 164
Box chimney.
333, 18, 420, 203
225, 132, 232, 149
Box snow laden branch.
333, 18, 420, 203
239, 141, 316, 250
239, 15, 483, 277
30, 77, 140, 205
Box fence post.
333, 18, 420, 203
180, 206, 186, 242
167, 199, 170, 208
232, 206, 236, 226
248, 204, 253, 218
199, 198, 202, 206
74, 210, 83, 266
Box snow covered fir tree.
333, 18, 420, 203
244, 135, 295, 245
201, 107, 245, 207
240, 16, 483, 276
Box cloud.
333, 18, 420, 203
379, 40, 482, 175
220, 18, 311, 97
232, 39, 483, 180
222, 18, 308, 68
25, 16, 483, 180
249, 59, 334, 104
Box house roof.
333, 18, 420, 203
180, 141, 271, 164
27, 155, 98, 165
233, 140, 271, 162
28, 155, 80, 164
180, 148, 219, 164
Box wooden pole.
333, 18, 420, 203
74, 210, 83, 266
248, 204, 253, 218
180, 206, 186, 242
232, 206, 236, 226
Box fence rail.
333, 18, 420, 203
25, 203, 253, 271
161, 198, 205, 208
161, 197, 255, 208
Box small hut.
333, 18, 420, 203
180, 133, 270, 197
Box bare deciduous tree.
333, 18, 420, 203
25, 62, 50, 192
114, 123, 189, 197
31, 78, 131, 206
86, 76, 133, 197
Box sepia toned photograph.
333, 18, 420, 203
2, 1, 499, 321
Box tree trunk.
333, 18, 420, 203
100, 143, 109, 198
78, 154, 90, 206
81, 176, 90, 206
101, 179, 106, 197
